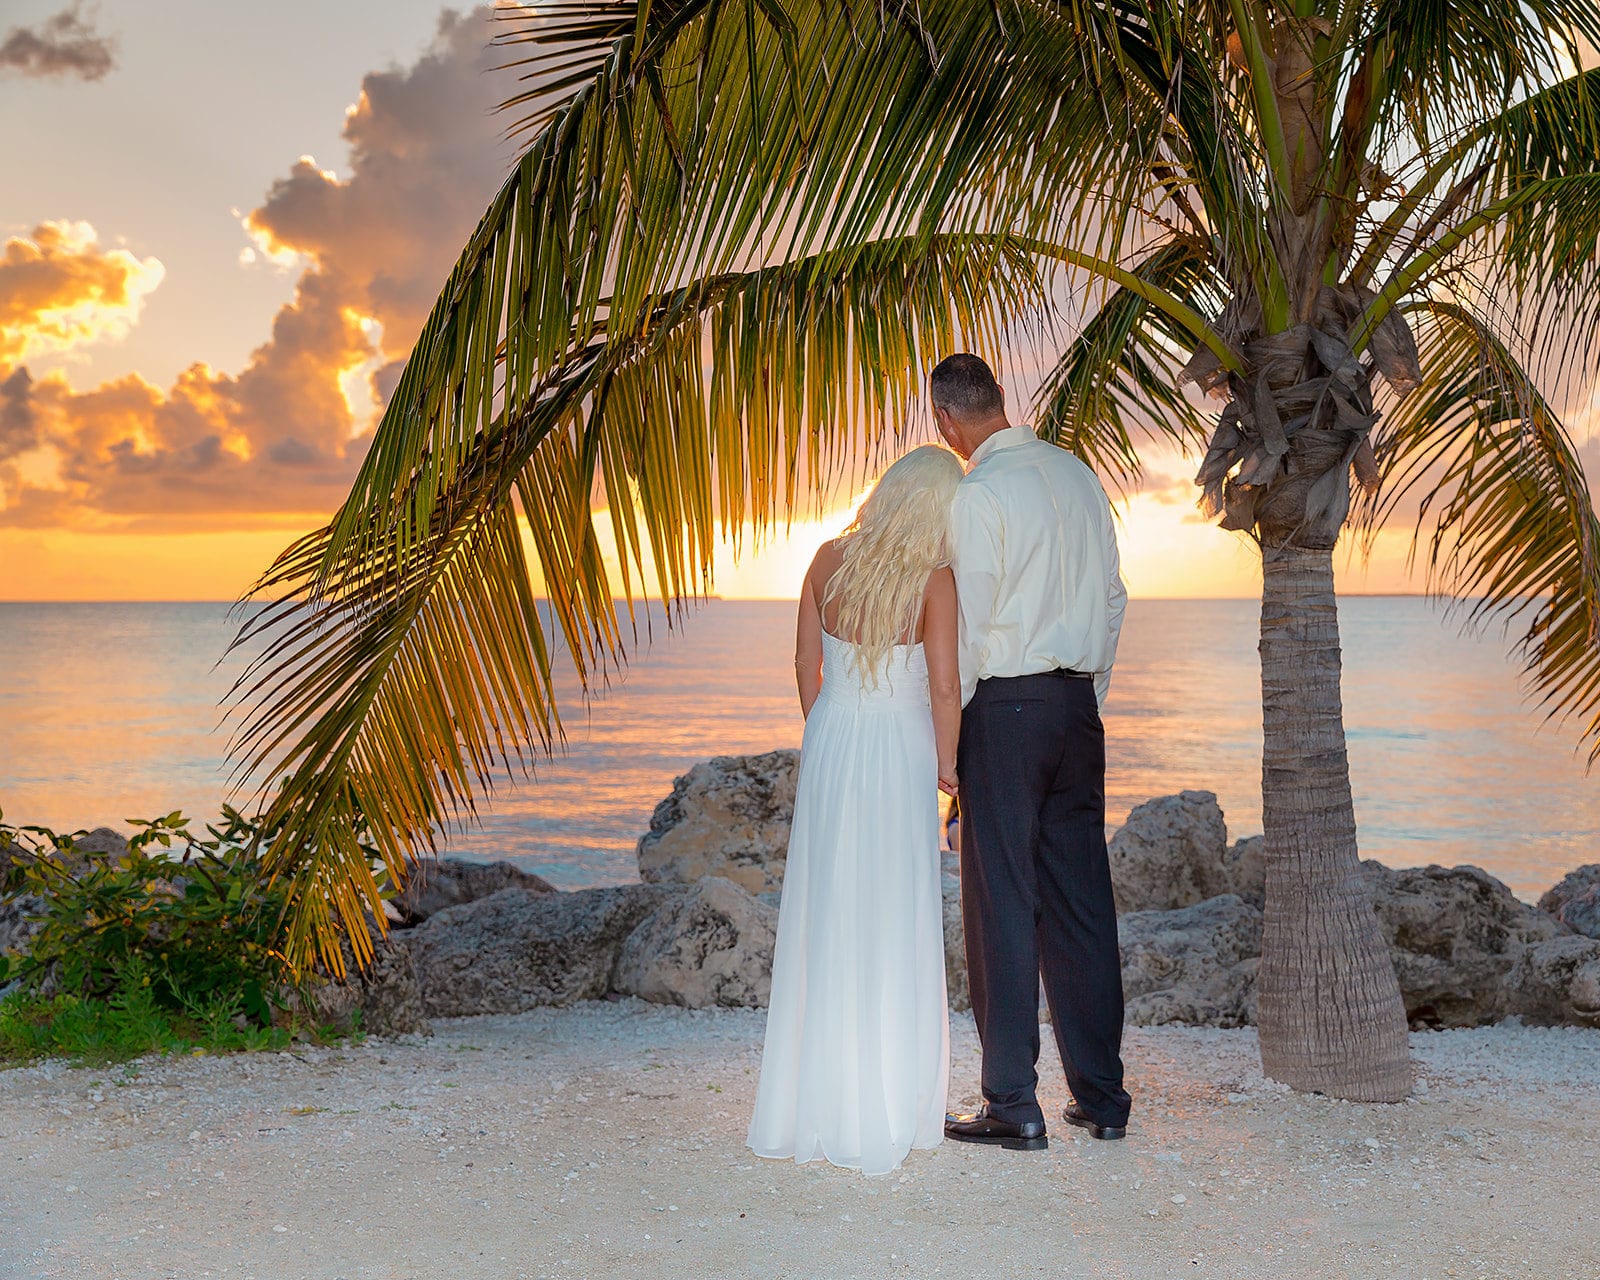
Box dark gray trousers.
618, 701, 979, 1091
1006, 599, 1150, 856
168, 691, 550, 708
958, 671, 1131, 1129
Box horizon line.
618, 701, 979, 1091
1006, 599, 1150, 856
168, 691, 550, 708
0, 592, 1446, 605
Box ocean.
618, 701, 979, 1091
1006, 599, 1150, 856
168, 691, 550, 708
0, 599, 1592, 900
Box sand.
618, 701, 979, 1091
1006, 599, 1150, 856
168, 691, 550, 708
3, 1002, 1599, 1280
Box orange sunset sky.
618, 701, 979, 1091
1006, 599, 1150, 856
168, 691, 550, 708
3, 2, 1596, 603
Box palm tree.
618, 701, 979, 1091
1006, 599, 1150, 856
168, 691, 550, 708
232, 0, 1600, 1101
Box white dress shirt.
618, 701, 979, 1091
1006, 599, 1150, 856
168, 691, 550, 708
948, 424, 1127, 707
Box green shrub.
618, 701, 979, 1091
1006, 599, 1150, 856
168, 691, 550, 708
0, 804, 379, 1064
0, 956, 358, 1065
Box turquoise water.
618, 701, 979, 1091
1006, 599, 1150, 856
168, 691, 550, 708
0, 599, 1592, 899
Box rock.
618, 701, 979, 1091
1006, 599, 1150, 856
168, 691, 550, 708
636, 750, 799, 896
614, 876, 777, 1008
1510, 934, 1600, 1028
403, 884, 677, 1017
0, 893, 46, 959
1, 834, 46, 960
1365, 862, 1567, 1027
300, 929, 432, 1038
1538, 864, 1600, 940
348, 937, 432, 1036
394, 857, 557, 924
1222, 836, 1266, 907
1, 825, 127, 891
73, 827, 130, 865
1118, 894, 1263, 1028
1108, 791, 1253, 913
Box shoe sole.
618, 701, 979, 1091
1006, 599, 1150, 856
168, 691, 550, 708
944, 1130, 1049, 1152
1061, 1113, 1125, 1141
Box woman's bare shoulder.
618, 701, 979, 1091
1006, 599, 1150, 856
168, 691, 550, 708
809, 538, 846, 579
924, 564, 957, 598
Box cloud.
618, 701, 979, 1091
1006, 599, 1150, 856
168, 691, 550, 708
243, 11, 520, 389
0, 368, 36, 459
0, 7, 515, 531
0, 4, 116, 81
0, 221, 164, 364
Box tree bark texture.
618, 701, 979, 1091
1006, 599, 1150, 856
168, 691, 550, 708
1255, 543, 1412, 1101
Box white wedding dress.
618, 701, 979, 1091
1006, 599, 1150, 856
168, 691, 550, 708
747, 630, 950, 1175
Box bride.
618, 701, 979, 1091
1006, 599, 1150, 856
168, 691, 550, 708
747, 444, 963, 1175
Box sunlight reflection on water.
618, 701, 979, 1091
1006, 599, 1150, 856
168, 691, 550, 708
0, 599, 1592, 898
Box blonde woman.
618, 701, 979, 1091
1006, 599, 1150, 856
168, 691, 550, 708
747, 444, 963, 1175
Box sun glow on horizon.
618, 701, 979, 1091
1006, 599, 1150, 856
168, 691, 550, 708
0, 486, 1431, 604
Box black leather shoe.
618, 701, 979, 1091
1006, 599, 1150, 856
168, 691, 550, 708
944, 1105, 1048, 1151
1062, 1104, 1126, 1141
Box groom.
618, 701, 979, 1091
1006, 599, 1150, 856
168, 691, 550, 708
931, 353, 1132, 1150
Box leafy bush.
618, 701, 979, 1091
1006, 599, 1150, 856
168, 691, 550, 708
0, 955, 354, 1065
0, 808, 302, 1020
0, 804, 380, 1062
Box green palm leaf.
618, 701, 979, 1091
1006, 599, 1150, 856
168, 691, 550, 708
1032, 235, 1222, 491
1358, 297, 1600, 762
1361, 0, 1600, 150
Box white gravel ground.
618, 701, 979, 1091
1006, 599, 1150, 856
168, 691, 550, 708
3, 1002, 1599, 1280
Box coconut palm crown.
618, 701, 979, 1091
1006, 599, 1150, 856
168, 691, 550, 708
230, 0, 1600, 1101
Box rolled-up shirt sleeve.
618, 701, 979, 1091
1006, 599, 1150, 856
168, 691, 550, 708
949, 486, 1004, 706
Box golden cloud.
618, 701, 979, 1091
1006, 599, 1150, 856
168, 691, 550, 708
0, 9, 511, 534
0, 221, 164, 364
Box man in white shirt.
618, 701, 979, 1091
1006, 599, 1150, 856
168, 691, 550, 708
933, 353, 1132, 1150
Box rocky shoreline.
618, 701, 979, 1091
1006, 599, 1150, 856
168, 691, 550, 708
7, 749, 1600, 1041
304, 750, 1600, 1040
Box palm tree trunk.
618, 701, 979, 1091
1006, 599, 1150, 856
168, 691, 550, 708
1255, 543, 1412, 1101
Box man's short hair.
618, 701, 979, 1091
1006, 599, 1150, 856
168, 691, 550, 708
929, 353, 1004, 422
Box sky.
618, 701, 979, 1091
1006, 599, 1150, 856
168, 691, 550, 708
0, 2, 1587, 602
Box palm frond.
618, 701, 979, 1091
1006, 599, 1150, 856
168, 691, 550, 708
1358, 0, 1600, 151
1479, 65, 1600, 372
230, 233, 1049, 971
1111, 5, 1280, 306
1356, 297, 1600, 764
1032, 235, 1222, 492
490, 0, 646, 137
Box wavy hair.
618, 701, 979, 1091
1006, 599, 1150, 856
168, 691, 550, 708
822, 444, 964, 682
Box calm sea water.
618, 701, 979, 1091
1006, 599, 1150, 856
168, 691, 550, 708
0, 599, 1592, 899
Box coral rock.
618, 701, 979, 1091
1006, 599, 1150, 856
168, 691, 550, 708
1365, 862, 1566, 1027
614, 876, 777, 1008
636, 750, 799, 896
394, 857, 557, 924
1538, 864, 1600, 940
1108, 791, 1261, 912
1118, 894, 1263, 1028
403, 885, 676, 1016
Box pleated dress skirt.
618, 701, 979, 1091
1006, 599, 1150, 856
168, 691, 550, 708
746, 632, 950, 1175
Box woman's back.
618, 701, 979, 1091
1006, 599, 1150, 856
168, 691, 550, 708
810, 539, 927, 648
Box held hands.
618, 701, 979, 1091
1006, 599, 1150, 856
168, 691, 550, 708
938, 765, 959, 797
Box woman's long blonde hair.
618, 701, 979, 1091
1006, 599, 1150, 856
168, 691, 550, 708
822, 444, 964, 682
